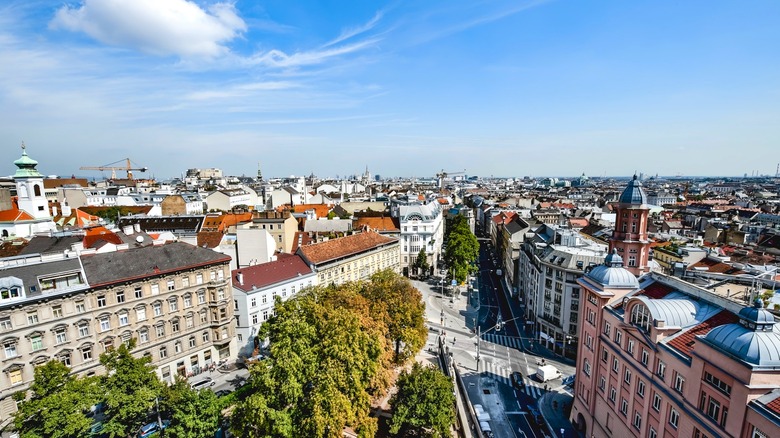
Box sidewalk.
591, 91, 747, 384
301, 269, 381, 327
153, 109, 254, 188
538, 388, 578, 438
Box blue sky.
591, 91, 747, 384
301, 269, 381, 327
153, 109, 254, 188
1, 0, 778, 179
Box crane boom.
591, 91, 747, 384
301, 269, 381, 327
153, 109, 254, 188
80, 158, 148, 180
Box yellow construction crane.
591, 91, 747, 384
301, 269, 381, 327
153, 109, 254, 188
80, 158, 148, 180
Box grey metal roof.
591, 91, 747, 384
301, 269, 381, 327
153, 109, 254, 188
81, 242, 230, 287
618, 175, 648, 205
0, 257, 86, 307
703, 323, 780, 367
635, 296, 700, 328
586, 252, 638, 288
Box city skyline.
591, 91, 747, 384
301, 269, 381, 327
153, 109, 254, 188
1, 0, 779, 179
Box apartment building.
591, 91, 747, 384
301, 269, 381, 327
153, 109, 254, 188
571, 255, 780, 438
0, 241, 235, 428
391, 200, 444, 277
243, 210, 298, 253
296, 231, 400, 285
231, 254, 317, 356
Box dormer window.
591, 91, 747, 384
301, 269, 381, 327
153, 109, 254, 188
631, 303, 652, 332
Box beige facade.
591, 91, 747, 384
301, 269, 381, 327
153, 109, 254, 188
249, 211, 298, 253
0, 242, 235, 429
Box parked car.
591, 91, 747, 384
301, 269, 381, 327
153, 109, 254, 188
511, 371, 525, 389
562, 374, 575, 387
138, 420, 170, 438
190, 377, 216, 390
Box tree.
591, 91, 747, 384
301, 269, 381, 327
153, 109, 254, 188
13, 361, 100, 438
412, 248, 430, 277
160, 377, 222, 438
389, 363, 455, 438
99, 341, 164, 438
443, 215, 479, 284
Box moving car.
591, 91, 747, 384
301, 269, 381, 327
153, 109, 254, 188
511, 371, 525, 389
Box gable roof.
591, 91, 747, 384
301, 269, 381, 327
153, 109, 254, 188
297, 231, 398, 265
232, 253, 313, 292
666, 310, 739, 360
0, 208, 35, 222
353, 216, 400, 233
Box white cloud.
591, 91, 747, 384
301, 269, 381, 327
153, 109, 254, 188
50, 0, 246, 58
324, 11, 384, 48
246, 39, 378, 69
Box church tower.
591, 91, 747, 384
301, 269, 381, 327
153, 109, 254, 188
14, 143, 50, 220
609, 175, 650, 276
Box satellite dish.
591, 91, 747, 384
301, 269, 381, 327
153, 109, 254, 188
136, 236, 144, 243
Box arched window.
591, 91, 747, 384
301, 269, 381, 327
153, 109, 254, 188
33, 185, 42, 197
630, 303, 652, 332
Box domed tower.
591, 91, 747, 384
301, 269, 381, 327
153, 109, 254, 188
609, 175, 650, 276
14, 142, 50, 220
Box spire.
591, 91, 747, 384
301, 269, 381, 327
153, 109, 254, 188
257, 162, 263, 181
14, 142, 43, 178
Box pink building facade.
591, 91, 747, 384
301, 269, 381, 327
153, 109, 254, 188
609, 175, 651, 277
570, 261, 780, 438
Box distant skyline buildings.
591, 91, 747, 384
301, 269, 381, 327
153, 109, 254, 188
1, 1, 778, 178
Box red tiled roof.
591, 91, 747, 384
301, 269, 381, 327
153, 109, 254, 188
83, 226, 123, 248
0, 208, 35, 222
297, 231, 397, 265
232, 253, 313, 291
641, 282, 675, 299
291, 231, 313, 253
688, 258, 745, 275
568, 218, 589, 227
221, 212, 253, 231
766, 395, 780, 416
666, 310, 739, 359
353, 216, 400, 233
287, 204, 333, 218
197, 231, 224, 249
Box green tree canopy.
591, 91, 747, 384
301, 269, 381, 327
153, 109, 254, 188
388, 363, 455, 438
13, 361, 100, 438
443, 215, 479, 284
99, 341, 164, 438
412, 248, 430, 277
160, 377, 222, 438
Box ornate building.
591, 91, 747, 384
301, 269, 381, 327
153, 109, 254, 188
609, 175, 651, 276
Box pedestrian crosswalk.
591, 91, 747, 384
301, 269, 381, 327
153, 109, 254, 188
479, 359, 544, 399
480, 333, 524, 350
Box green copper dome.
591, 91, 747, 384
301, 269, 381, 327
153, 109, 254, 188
13, 142, 43, 178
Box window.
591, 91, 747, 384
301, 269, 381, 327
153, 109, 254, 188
706, 397, 720, 421
263, 310, 268, 321
609, 386, 617, 403
139, 329, 149, 343
174, 341, 182, 354
189, 336, 196, 348
637, 380, 645, 397
620, 398, 628, 415
118, 312, 129, 326
218, 288, 225, 300
657, 360, 666, 378
627, 339, 635, 354
55, 327, 67, 344
202, 331, 209, 342
167, 280, 175, 291
101, 338, 113, 351
100, 317, 111, 332
76, 300, 86, 313
704, 371, 732, 395
78, 323, 90, 338
134, 287, 143, 299
82, 346, 93, 361
200, 310, 207, 323
584, 359, 591, 376
633, 411, 642, 430
4, 341, 18, 359
641, 349, 649, 366
58, 352, 71, 367
168, 298, 178, 312
151, 284, 159, 295
186, 314, 193, 328
612, 358, 619, 373
649, 427, 657, 438
652, 393, 661, 411
614, 330, 622, 346
9, 368, 23, 385
674, 373, 685, 393
27, 311, 39, 325
262, 295, 267, 304
250, 297, 256, 307
116, 290, 125, 304
601, 348, 609, 363
156, 325, 165, 338
136, 306, 146, 321
198, 291, 206, 304
669, 408, 679, 428
599, 376, 606, 391
0, 316, 11, 331
182, 277, 189, 288
97, 295, 106, 308
159, 346, 167, 359
52, 305, 63, 318
153, 302, 162, 317
252, 313, 258, 325
196, 273, 203, 285
184, 294, 192, 308
603, 322, 611, 336
753, 427, 769, 438
624, 368, 632, 384
171, 319, 180, 332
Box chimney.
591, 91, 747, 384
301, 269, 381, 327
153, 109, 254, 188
123, 225, 134, 235
134, 223, 141, 232
237, 272, 244, 285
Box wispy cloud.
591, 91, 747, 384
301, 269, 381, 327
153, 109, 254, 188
184, 81, 300, 101
245, 39, 379, 69
324, 11, 384, 48
49, 0, 246, 58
